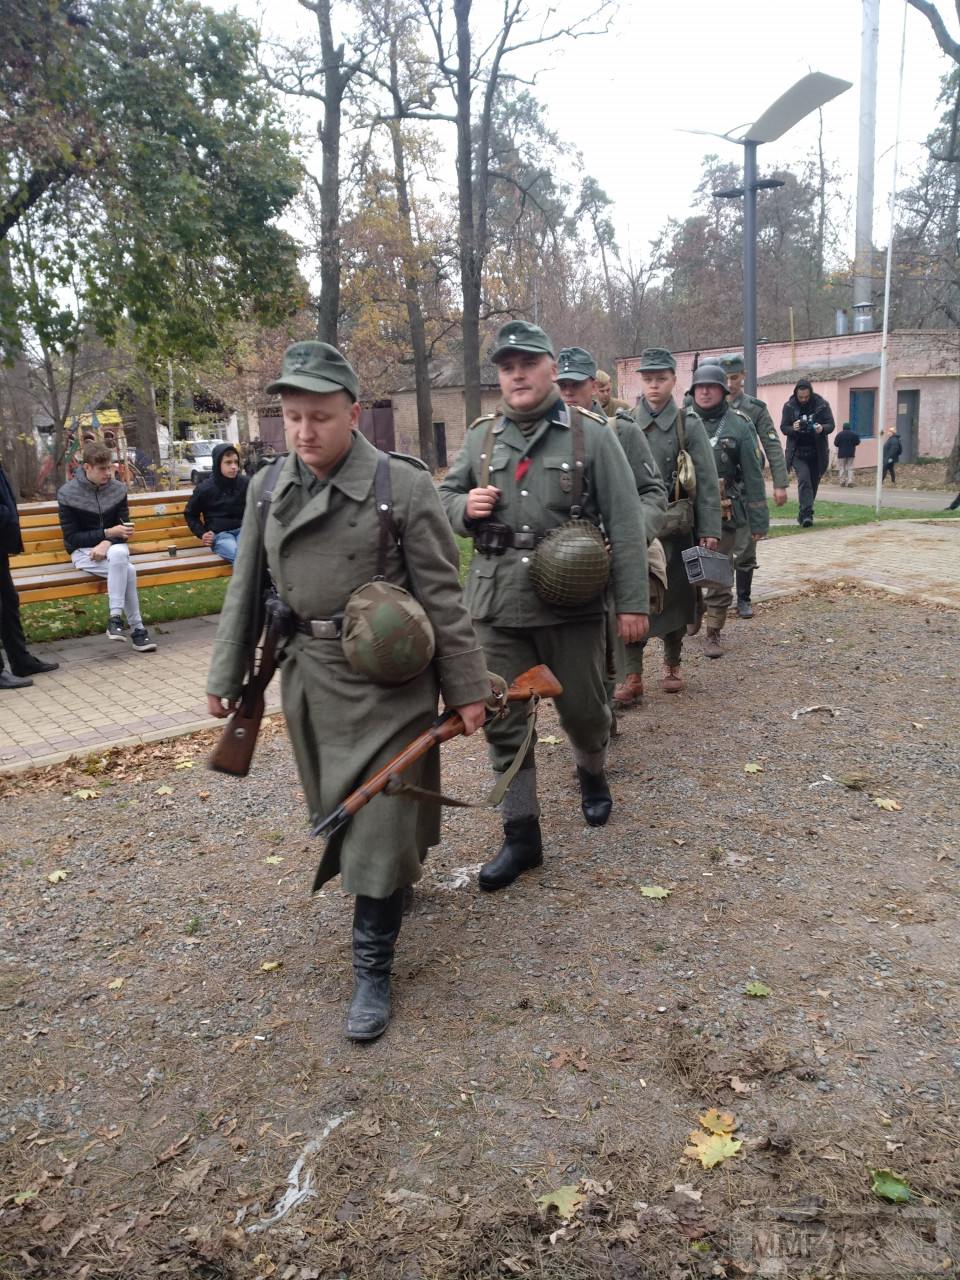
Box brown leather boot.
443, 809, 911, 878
703, 628, 724, 659
661, 664, 684, 693
612, 673, 644, 708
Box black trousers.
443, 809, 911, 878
0, 554, 32, 675
882, 462, 896, 484
792, 456, 821, 519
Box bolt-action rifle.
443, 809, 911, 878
310, 664, 562, 890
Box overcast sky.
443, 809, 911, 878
230, 0, 952, 266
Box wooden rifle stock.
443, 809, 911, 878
207, 628, 281, 777
310, 664, 561, 885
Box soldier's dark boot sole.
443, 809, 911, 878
478, 818, 543, 891
577, 768, 612, 827
736, 598, 754, 618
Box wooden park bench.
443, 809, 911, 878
10, 489, 232, 604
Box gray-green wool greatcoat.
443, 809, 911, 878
608, 410, 668, 542
206, 433, 489, 898
632, 397, 722, 637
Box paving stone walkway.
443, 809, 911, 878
1, 518, 957, 772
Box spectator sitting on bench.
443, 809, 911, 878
57, 442, 157, 652
183, 443, 247, 564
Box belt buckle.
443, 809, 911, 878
309, 619, 339, 639
514, 531, 536, 549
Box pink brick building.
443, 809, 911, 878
615, 330, 960, 470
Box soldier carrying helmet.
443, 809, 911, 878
440, 321, 650, 892
206, 342, 490, 1042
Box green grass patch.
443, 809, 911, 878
22, 577, 231, 644
768, 500, 959, 538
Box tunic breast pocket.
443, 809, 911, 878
466, 555, 498, 622
542, 455, 576, 513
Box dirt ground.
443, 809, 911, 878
1, 589, 957, 1280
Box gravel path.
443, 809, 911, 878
1, 589, 957, 1279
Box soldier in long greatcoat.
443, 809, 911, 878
206, 342, 489, 1042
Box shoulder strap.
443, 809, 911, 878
374, 450, 400, 579
255, 458, 285, 534
673, 409, 688, 503
478, 418, 498, 488
570, 406, 585, 515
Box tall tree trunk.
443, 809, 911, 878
454, 0, 482, 424
315, 0, 344, 345
387, 35, 435, 468
129, 371, 161, 481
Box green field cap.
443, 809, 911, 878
718, 352, 745, 374
637, 347, 677, 372
556, 346, 597, 382
266, 341, 360, 401
489, 320, 554, 362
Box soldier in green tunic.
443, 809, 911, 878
613, 348, 722, 703
689, 364, 770, 659
717, 352, 788, 618
440, 321, 650, 891
206, 342, 490, 1042
555, 345, 667, 723
554, 346, 667, 539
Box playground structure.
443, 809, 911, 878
37, 410, 150, 495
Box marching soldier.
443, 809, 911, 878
206, 342, 490, 1041
688, 364, 769, 659
440, 321, 650, 891
614, 348, 721, 703
556, 345, 667, 721
595, 369, 630, 416
555, 347, 667, 539
717, 353, 788, 617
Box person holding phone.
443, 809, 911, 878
56, 442, 157, 651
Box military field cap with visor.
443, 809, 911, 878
489, 320, 555, 362
718, 352, 745, 374
266, 341, 360, 402
636, 347, 677, 372
556, 346, 598, 383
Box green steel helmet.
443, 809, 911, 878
341, 580, 435, 685
530, 519, 610, 608
690, 363, 728, 390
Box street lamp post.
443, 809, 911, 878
698, 73, 852, 395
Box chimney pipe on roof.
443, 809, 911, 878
835, 309, 848, 336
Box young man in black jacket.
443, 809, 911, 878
833, 421, 861, 487
882, 427, 903, 484
0, 458, 60, 687
57, 443, 157, 651
183, 443, 248, 563
780, 379, 835, 526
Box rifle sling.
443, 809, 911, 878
383, 697, 539, 810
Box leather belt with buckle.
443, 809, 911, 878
294, 615, 343, 639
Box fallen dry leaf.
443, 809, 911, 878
46, 869, 69, 884
872, 797, 902, 812
106, 978, 124, 991
685, 1129, 743, 1169
260, 960, 283, 972
71, 788, 99, 800
699, 1109, 736, 1135
155, 1133, 193, 1165
169, 1158, 212, 1195
155, 785, 173, 797
744, 980, 772, 998
743, 762, 764, 774
535, 1185, 585, 1219
264, 855, 284, 866
640, 885, 670, 899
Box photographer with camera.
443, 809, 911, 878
780, 379, 835, 527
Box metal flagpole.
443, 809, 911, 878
874, 3, 909, 516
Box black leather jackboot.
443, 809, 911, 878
478, 817, 543, 891
346, 890, 404, 1042
736, 569, 754, 619
577, 768, 612, 827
